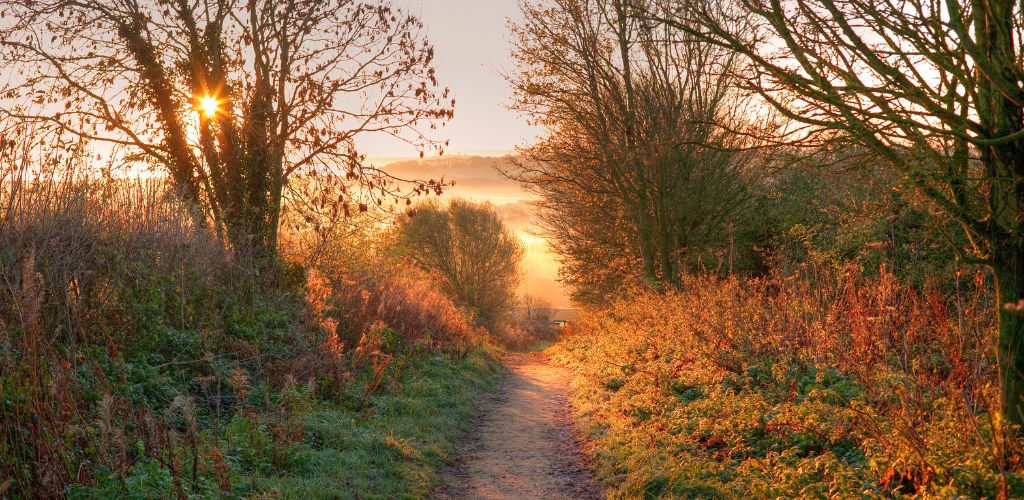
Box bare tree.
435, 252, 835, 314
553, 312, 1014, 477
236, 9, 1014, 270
520, 294, 553, 322
508, 0, 756, 300
647, 0, 1024, 424
0, 0, 454, 255
396, 199, 523, 330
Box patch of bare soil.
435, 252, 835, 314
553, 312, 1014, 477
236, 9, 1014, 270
434, 352, 601, 499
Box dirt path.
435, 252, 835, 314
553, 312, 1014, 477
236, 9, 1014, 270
435, 352, 601, 499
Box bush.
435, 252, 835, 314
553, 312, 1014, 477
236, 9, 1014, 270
552, 265, 1017, 497
329, 267, 485, 356
395, 198, 523, 330
0, 135, 491, 496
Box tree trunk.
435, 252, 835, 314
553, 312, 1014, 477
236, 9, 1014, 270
974, 0, 1024, 428
994, 240, 1024, 426
635, 211, 658, 285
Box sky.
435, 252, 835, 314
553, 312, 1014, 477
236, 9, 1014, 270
383, 155, 570, 307
356, 0, 536, 159
357, 1, 572, 308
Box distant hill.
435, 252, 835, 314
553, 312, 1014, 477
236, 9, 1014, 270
380, 155, 531, 204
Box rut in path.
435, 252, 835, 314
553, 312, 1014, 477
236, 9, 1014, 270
435, 352, 601, 500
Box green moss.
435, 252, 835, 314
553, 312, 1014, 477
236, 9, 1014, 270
237, 349, 500, 499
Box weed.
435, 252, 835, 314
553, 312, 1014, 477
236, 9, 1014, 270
553, 266, 1016, 497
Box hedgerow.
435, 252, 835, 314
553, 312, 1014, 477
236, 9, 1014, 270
553, 267, 1021, 498
0, 154, 497, 497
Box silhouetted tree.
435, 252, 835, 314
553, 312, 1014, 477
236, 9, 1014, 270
397, 199, 523, 330
0, 0, 454, 255
509, 0, 757, 301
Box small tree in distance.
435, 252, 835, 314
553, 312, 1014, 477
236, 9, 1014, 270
396, 199, 523, 331
521, 294, 553, 323
516, 293, 558, 343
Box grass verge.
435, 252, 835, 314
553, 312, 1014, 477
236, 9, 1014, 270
233, 347, 500, 498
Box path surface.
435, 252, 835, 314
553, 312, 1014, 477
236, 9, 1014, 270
435, 352, 601, 500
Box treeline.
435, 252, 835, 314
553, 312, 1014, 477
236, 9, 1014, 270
508, 0, 1024, 496
509, 0, 964, 303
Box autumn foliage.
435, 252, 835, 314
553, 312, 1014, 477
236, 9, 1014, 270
552, 266, 1018, 496
0, 140, 486, 496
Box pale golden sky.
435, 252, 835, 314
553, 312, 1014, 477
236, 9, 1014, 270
360, 2, 570, 308
355, 0, 537, 158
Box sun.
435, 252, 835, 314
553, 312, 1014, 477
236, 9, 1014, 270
196, 94, 220, 118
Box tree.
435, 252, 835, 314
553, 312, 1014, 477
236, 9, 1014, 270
396, 199, 523, 330
517, 293, 557, 340
649, 0, 1024, 424
520, 294, 553, 323
0, 0, 454, 255
508, 0, 756, 301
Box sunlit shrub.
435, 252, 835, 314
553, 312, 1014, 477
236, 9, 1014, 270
554, 265, 1015, 497
0, 134, 486, 496
328, 265, 485, 357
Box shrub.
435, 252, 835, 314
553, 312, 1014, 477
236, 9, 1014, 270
395, 198, 523, 330
0, 134, 489, 496
328, 266, 485, 357
553, 265, 1016, 497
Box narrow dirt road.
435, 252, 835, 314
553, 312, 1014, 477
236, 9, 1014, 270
435, 352, 601, 500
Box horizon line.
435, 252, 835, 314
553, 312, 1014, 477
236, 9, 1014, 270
366, 149, 517, 165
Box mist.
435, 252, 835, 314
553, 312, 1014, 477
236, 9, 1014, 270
380, 155, 570, 308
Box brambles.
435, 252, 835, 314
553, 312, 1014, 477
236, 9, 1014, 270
552, 267, 1014, 496
0, 131, 493, 496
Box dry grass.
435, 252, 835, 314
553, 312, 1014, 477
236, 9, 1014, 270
553, 264, 1015, 497
0, 137, 232, 496
0, 132, 490, 496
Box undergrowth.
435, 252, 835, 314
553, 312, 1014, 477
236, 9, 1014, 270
0, 142, 499, 497
552, 267, 1022, 498
68, 348, 499, 499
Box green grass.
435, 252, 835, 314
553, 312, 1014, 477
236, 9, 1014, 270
238, 348, 501, 499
